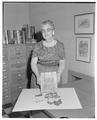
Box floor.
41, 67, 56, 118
3, 109, 50, 118
3, 111, 50, 118
2, 104, 49, 118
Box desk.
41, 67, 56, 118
12, 88, 82, 117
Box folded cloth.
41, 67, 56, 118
40, 72, 57, 94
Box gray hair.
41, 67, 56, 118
42, 20, 55, 30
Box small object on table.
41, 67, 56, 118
45, 92, 62, 106
45, 92, 59, 99
35, 95, 44, 103
34, 90, 44, 103
47, 97, 54, 105
54, 98, 62, 106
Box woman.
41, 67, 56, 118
31, 20, 66, 88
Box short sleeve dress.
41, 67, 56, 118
31, 40, 65, 87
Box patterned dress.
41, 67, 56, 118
31, 40, 65, 88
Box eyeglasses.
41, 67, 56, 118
41, 28, 54, 33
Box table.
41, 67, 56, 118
12, 88, 82, 117
44, 87, 94, 118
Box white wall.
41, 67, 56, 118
4, 3, 30, 30
29, 3, 95, 83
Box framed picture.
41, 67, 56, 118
76, 37, 91, 63
74, 13, 95, 34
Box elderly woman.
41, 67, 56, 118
31, 20, 66, 88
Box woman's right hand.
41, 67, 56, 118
37, 75, 41, 86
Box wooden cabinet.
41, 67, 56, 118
2, 44, 33, 105
3, 46, 11, 104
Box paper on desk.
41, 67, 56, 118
12, 88, 82, 112
40, 72, 57, 93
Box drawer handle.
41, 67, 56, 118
5, 95, 9, 98
4, 88, 8, 92
16, 61, 21, 64
3, 69, 7, 72
3, 82, 8, 85
18, 78, 22, 81
16, 49, 20, 51
18, 74, 21, 77
15, 48, 20, 51
29, 46, 33, 48
16, 52, 21, 55
18, 86, 22, 89
3, 56, 7, 58
3, 76, 7, 79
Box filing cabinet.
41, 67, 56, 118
3, 46, 11, 104
9, 45, 26, 60
10, 69, 27, 102
2, 44, 29, 105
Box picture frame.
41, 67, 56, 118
74, 13, 95, 34
76, 37, 91, 63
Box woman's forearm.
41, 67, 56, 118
31, 57, 40, 78
31, 63, 40, 78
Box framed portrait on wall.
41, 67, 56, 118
74, 13, 95, 34
76, 37, 91, 63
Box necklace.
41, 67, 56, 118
43, 40, 57, 47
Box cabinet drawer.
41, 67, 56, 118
13, 77, 27, 86
3, 87, 10, 104
3, 62, 9, 70
3, 88, 9, 98
3, 54, 8, 62
3, 81, 9, 89
17, 77, 27, 84
3, 75, 9, 84
3, 94, 10, 100
3, 94, 11, 105
3, 88, 9, 94
10, 59, 26, 69
11, 81, 27, 92
11, 69, 26, 77
3, 48, 8, 63
3, 46, 8, 54
9, 46, 26, 59
11, 70, 27, 84
3, 76, 9, 82
3, 70, 9, 77
11, 83, 23, 92
11, 85, 23, 102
